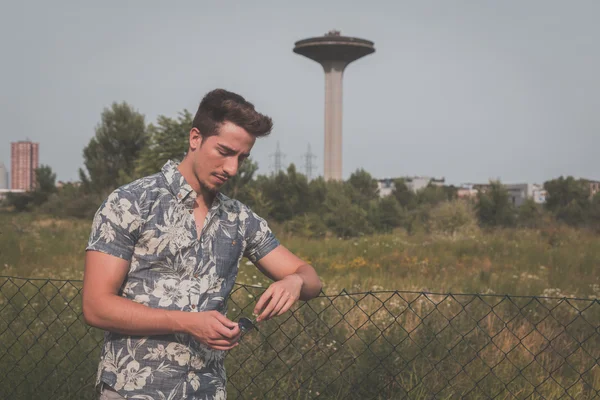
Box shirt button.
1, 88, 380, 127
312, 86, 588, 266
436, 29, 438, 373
177, 193, 182, 199
191, 305, 196, 309
189, 210, 193, 214
194, 273, 199, 278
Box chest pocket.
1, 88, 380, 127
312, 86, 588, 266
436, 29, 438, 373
214, 225, 244, 277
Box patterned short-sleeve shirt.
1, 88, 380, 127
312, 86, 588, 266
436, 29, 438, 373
86, 160, 279, 400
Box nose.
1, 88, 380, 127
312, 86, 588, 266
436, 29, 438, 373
222, 157, 238, 177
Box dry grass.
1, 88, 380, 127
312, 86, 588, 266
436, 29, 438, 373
2, 213, 600, 298
2, 212, 599, 398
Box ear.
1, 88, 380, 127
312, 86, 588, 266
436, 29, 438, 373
189, 128, 202, 150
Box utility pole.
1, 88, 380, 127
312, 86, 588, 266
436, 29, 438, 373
302, 144, 317, 180
269, 142, 286, 175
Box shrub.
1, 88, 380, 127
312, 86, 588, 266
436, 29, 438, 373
427, 200, 479, 237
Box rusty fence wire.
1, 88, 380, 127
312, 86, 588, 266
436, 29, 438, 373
0, 276, 599, 399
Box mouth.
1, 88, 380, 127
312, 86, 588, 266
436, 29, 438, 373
213, 174, 228, 185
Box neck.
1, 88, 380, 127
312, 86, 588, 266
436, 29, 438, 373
177, 157, 216, 209
198, 186, 216, 210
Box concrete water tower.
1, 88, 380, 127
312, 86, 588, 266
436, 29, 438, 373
293, 30, 375, 181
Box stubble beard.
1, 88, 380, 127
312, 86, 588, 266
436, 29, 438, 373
198, 174, 219, 195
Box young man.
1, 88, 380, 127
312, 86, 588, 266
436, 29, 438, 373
82, 89, 322, 400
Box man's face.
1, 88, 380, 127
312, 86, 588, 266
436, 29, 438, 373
189, 121, 256, 192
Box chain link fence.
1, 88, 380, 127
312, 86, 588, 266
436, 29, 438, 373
1, 275, 599, 399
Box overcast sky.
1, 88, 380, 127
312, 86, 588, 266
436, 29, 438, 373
1, 1, 598, 185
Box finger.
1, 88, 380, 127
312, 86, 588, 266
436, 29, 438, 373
277, 297, 297, 317
214, 312, 237, 329
254, 287, 273, 315
215, 323, 241, 339
209, 338, 240, 347
269, 293, 291, 319
255, 298, 272, 320
209, 343, 239, 351
227, 330, 242, 345
193, 335, 238, 349
259, 291, 283, 321
232, 330, 242, 342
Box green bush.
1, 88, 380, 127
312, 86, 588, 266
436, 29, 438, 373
283, 213, 328, 238
427, 200, 479, 237
39, 183, 101, 219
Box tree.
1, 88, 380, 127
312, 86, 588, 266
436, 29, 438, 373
347, 169, 379, 209
6, 165, 58, 211
242, 185, 274, 219
544, 176, 590, 226
284, 213, 328, 238
416, 184, 452, 206
307, 177, 328, 215
392, 178, 417, 209
476, 181, 516, 227
40, 183, 101, 219
31, 165, 57, 206
80, 102, 147, 194
428, 200, 478, 236
323, 181, 372, 237
136, 110, 192, 176
255, 164, 310, 222
589, 193, 600, 232
369, 195, 406, 232
6, 192, 33, 212
517, 198, 544, 228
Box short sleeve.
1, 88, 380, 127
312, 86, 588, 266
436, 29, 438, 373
243, 208, 280, 263
86, 188, 142, 261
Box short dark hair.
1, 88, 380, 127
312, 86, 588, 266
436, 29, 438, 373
192, 89, 273, 139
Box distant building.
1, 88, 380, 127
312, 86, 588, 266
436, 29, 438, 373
583, 179, 600, 199
532, 185, 547, 204
457, 183, 478, 199
377, 179, 395, 197
11, 141, 39, 191
472, 183, 492, 194
0, 188, 26, 201
404, 176, 445, 192
505, 183, 546, 207
376, 176, 445, 197
0, 162, 8, 189
456, 182, 546, 206
56, 180, 81, 189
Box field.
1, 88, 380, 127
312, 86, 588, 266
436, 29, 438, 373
2, 213, 600, 298
2, 213, 600, 398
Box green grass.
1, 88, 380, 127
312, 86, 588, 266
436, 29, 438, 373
2, 213, 600, 298
2, 213, 600, 399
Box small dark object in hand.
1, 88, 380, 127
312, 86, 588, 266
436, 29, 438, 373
238, 317, 257, 332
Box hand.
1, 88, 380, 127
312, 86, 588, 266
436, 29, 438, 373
183, 310, 241, 350
254, 274, 303, 322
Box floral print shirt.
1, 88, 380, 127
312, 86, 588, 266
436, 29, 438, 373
86, 160, 279, 399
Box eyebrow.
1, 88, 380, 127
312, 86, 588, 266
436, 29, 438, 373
218, 144, 251, 158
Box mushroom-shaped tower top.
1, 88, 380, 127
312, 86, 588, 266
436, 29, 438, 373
293, 31, 375, 181
293, 30, 375, 65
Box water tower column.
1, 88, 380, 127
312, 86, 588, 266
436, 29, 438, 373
293, 31, 375, 181
323, 61, 346, 181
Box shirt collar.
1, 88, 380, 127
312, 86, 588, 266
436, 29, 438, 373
161, 160, 195, 203
161, 160, 223, 209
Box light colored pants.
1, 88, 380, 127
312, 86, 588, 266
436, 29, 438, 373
99, 384, 126, 400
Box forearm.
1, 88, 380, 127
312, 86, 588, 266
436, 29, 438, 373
293, 264, 322, 300
83, 293, 189, 336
